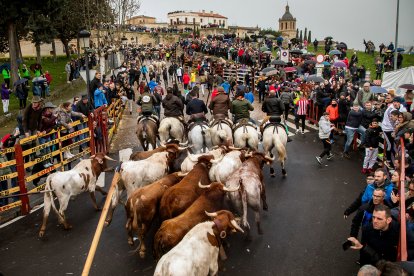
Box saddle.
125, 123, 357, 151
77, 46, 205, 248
187, 120, 209, 133
262, 122, 285, 134
209, 117, 233, 129
138, 114, 159, 125
232, 119, 257, 133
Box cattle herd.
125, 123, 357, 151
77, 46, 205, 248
38, 138, 280, 275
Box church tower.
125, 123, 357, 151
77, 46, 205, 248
278, 3, 296, 39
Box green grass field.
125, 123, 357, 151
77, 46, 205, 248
271, 49, 414, 74
0, 56, 75, 115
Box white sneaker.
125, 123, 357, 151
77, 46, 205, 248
301, 131, 305, 135
64, 152, 75, 159
315, 156, 322, 165
295, 129, 300, 134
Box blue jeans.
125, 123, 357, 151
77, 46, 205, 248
358, 125, 366, 144
344, 128, 357, 153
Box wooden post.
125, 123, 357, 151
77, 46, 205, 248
88, 113, 96, 156
14, 144, 30, 215
82, 166, 121, 276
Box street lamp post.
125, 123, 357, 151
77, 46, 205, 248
394, 0, 400, 71
79, 29, 92, 101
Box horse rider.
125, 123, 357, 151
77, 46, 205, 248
186, 91, 208, 125
136, 86, 158, 119
208, 86, 230, 121
260, 89, 292, 142
230, 91, 255, 125
162, 87, 184, 121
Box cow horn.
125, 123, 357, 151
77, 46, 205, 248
265, 155, 275, 161
244, 152, 253, 158
179, 142, 189, 147
223, 185, 240, 192
176, 172, 188, 177
178, 145, 191, 151
104, 155, 117, 162
211, 145, 219, 150
230, 219, 244, 233
90, 155, 96, 159
205, 211, 218, 218
210, 155, 224, 164
228, 146, 241, 150
198, 181, 211, 189
188, 154, 199, 162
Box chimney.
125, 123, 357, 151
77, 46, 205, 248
210, 11, 213, 14
202, 9, 205, 13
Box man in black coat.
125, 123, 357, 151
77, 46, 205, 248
348, 204, 399, 266
89, 72, 102, 97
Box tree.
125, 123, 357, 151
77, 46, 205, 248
109, 0, 141, 36
299, 30, 303, 42
296, 28, 299, 39
259, 28, 282, 38
0, 0, 59, 82
308, 31, 312, 43
304, 27, 308, 42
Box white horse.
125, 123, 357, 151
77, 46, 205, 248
233, 123, 259, 151
262, 124, 287, 177
187, 122, 212, 154
210, 119, 233, 147
159, 117, 186, 144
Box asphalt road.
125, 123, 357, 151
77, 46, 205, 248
0, 129, 367, 276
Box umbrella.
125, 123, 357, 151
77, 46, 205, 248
302, 53, 315, 57
260, 46, 269, 52
307, 75, 325, 83
32, 77, 46, 83
337, 42, 348, 50
385, 50, 393, 54
261, 67, 275, 73
370, 86, 388, 94
322, 61, 331, 66
333, 61, 347, 68
399, 84, 414, 90
13, 78, 27, 87
304, 60, 316, 65
397, 48, 405, 53
329, 49, 342, 55
0, 63, 10, 71
263, 50, 272, 54
265, 34, 275, 39
324, 36, 333, 40
265, 70, 279, 77
271, 60, 286, 66
289, 49, 303, 55
276, 36, 284, 42
283, 67, 297, 73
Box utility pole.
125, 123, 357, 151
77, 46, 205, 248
394, 0, 400, 70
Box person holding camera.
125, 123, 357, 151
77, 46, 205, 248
346, 204, 399, 266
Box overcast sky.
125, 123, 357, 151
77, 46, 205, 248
138, 0, 413, 51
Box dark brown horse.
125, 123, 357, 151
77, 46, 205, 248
136, 117, 158, 151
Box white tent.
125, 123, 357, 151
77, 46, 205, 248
382, 66, 414, 95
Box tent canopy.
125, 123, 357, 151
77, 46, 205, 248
382, 66, 414, 95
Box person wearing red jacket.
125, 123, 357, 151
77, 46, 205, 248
182, 72, 190, 90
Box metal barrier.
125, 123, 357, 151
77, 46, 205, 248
0, 101, 124, 218
398, 137, 407, 261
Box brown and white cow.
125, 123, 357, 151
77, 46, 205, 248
158, 156, 213, 221
125, 172, 184, 258
153, 182, 239, 260
225, 152, 273, 237
105, 145, 181, 226
129, 143, 187, 161
180, 146, 228, 173
154, 210, 244, 276
39, 153, 116, 237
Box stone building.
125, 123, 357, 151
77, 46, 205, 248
125, 15, 156, 25
278, 4, 296, 39
167, 10, 227, 29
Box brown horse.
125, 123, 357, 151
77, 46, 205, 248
136, 117, 158, 151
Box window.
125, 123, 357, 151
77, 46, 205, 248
214, 19, 216, 24
185, 17, 187, 24
200, 18, 203, 23
170, 19, 173, 25
219, 20, 221, 25
193, 18, 195, 23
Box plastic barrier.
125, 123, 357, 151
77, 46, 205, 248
0, 101, 124, 218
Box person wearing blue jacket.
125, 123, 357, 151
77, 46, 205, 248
244, 90, 254, 104
94, 83, 108, 108
361, 169, 394, 206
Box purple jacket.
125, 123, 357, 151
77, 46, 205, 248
1, 83, 12, 100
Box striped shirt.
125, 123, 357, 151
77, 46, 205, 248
296, 99, 309, 115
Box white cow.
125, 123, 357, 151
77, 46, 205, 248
180, 147, 227, 173
39, 153, 116, 237
209, 150, 245, 183
154, 210, 243, 276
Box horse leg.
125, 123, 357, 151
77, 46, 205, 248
281, 159, 287, 178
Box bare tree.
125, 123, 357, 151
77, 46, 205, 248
109, 0, 140, 35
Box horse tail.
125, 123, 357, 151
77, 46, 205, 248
273, 130, 287, 162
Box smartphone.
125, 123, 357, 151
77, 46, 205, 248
342, 240, 353, 251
